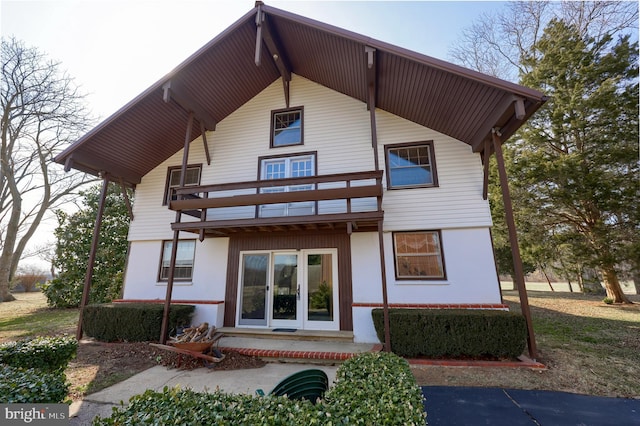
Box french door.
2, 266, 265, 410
237, 249, 338, 330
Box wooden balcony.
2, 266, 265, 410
169, 170, 384, 237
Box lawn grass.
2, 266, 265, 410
2, 290, 639, 398
510, 291, 640, 397
411, 290, 640, 398
0, 291, 78, 342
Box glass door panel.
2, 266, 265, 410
306, 253, 334, 322
238, 254, 269, 326
304, 250, 339, 330
271, 254, 299, 323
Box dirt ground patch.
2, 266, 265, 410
67, 340, 266, 400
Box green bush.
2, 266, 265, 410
82, 303, 194, 342
0, 365, 69, 403
0, 336, 77, 371
372, 308, 526, 359
324, 352, 426, 425
94, 352, 426, 425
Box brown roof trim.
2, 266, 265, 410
54, 7, 260, 165
54, 2, 546, 186
260, 4, 544, 100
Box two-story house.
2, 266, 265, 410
56, 3, 545, 350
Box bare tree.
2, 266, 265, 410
0, 37, 97, 302
449, 1, 638, 81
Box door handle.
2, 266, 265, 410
297, 284, 301, 300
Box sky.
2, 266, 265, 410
1, 0, 507, 269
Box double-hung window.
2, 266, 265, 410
271, 107, 303, 147
163, 165, 201, 205
158, 240, 196, 281
386, 142, 437, 189
259, 153, 315, 217
393, 231, 445, 279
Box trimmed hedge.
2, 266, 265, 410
82, 303, 194, 342
0, 336, 75, 403
372, 308, 526, 358
93, 352, 426, 425
0, 336, 77, 372
0, 365, 69, 403
324, 352, 426, 424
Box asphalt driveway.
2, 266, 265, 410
421, 386, 640, 426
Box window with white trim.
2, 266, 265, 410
386, 142, 437, 189
159, 240, 196, 281
259, 154, 315, 217
393, 231, 445, 279
271, 108, 303, 147
163, 165, 201, 205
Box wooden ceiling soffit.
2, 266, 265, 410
162, 80, 217, 131
64, 152, 142, 185
470, 93, 518, 153
255, 5, 292, 107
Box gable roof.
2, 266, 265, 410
55, 2, 546, 186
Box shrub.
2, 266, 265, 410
94, 352, 426, 425
372, 308, 526, 359
324, 352, 426, 425
0, 365, 69, 403
13, 270, 47, 292
603, 297, 614, 305
82, 303, 195, 342
0, 336, 77, 372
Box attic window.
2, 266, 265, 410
385, 141, 438, 189
163, 164, 202, 205
271, 107, 303, 147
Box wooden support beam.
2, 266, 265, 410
482, 138, 490, 200
201, 122, 211, 166
254, 4, 263, 66
162, 80, 216, 131
514, 96, 526, 120
255, 7, 292, 107
160, 113, 194, 344
377, 220, 391, 352
76, 177, 110, 340
65, 152, 142, 185
261, 15, 292, 81
365, 46, 376, 110
492, 129, 538, 359
119, 178, 134, 220
471, 93, 518, 153
365, 46, 379, 171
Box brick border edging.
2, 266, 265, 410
407, 355, 546, 369
220, 346, 358, 361
219, 344, 545, 369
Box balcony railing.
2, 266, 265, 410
169, 170, 384, 235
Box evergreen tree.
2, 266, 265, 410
512, 20, 638, 303
44, 183, 132, 307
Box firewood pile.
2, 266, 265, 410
170, 322, 220, 344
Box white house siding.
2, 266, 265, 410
122, 238, 229, 326
123, 74, 500, 341
374, 109, 492, 230
350, 228, 501, 343
127, 74, 376, 242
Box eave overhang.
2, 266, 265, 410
55, 3, 546, 186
